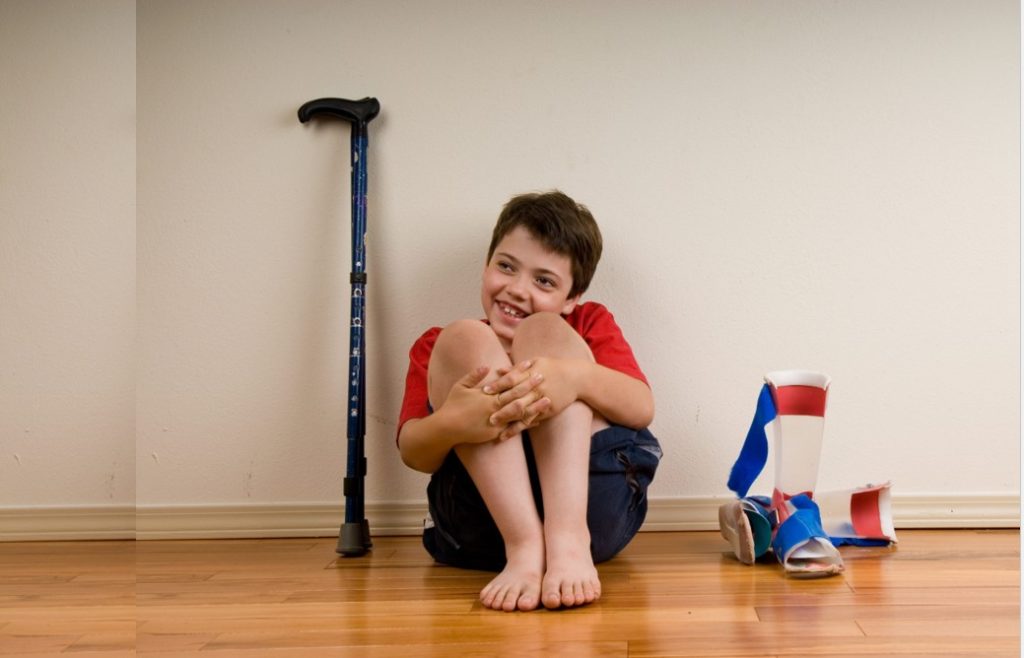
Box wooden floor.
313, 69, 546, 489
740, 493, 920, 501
0, 530, 1018, 657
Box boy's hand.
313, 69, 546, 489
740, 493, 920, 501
482, 360, 551, 438
482, 359, 535, 396
438, 367, 508, 445
489, 357, 587, 440
440, 365, 548, 445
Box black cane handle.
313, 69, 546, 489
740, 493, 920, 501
297, 97, 380, 125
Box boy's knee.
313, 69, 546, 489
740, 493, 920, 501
512, 312, 592, 360
513, 312, 572, 345
436, 319, 496, 350
428, 319, 507, 407
431, 319, 508, 374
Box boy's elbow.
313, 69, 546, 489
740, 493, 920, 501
635, 398, 655, 429
613, 392, 654, 430
403, 456, 431, 474
397, 446, 416, 471
397, 424, 424, 472
634, 387, 655, 428
606, 381, 654, 429
398, 425, 444, 474
399, 443, 433, 474
399, 447, 436, 474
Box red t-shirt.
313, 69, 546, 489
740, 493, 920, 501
396, 302, 647, 442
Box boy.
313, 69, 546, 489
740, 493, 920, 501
397, 191, 661, 612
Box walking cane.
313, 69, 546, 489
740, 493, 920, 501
298, 97, 380, 556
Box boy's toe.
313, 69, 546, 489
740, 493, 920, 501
482, 584, 505, 610
542, 589, 562, 609
517, 592, 538, 611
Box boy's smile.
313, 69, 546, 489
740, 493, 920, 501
481, 226, 579, 350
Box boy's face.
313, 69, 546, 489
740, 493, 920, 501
481, 226, 579, 350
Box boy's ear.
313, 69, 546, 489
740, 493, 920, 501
561, 294, 581, 316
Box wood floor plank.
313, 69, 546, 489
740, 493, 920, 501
856, 615, 1020, 638
0, 530, 1018, 656
134, 640, 630, 658
64, 629, 136, 653
1, 618, 133, 635
136, 631, 219, 653
785, 655, 1018, 658
0, 632, 83, 655
846, 586, 1018, 606
629, 636, 1020, 657
756, 603, 1020, 623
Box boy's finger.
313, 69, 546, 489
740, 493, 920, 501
498, 422, 526, 441
492, 395, 550, 430
489, 397, 526, 427
523, 398, 551, 427
499, 373, 543, 400
521, 373, 546, 394
495, 360, 529, 378
528, 397, 551, 416
483, 370, 531, 395
461, 366, 490, 388
499, 399, 528, 426
482, 374, 511, 395
501, 387, 544, 422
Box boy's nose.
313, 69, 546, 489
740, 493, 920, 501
506, 275, 528, 299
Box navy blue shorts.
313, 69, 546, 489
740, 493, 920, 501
422, 425, 662, 572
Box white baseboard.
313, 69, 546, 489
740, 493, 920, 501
0, 506, 136, 541
0, 494, 1018, 541
134, 502, 426, 540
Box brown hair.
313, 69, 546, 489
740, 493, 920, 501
486, 191, 603, 299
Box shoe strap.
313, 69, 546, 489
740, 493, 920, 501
726, 384, 776, 498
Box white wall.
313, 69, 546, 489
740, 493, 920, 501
0, 0, 136, 508
2, 0, 1019, 532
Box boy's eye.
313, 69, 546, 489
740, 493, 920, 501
496, 261, 513, 272
536, 277, 555, 288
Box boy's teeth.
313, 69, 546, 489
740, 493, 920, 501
500, 303, 524, 318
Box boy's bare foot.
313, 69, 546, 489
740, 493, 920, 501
541, 529, 601, 609
479, 540, 545, 612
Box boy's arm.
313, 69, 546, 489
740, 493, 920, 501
574, 359, 654, 429
398, 367, 493, 474
398, 414, 462, 475
399, 366, 551, 473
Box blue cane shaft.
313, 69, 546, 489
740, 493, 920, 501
345, 124, 369, 524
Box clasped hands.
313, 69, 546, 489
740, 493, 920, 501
481, 359, 554, 441
448, 356, 584, 444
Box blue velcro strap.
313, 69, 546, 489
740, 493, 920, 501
727, 384, 777, 498
771, 494, 827, 559
830, 536, 893, 548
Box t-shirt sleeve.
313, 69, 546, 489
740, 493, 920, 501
396, 327, 441, 445
572, 303, 649, 386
